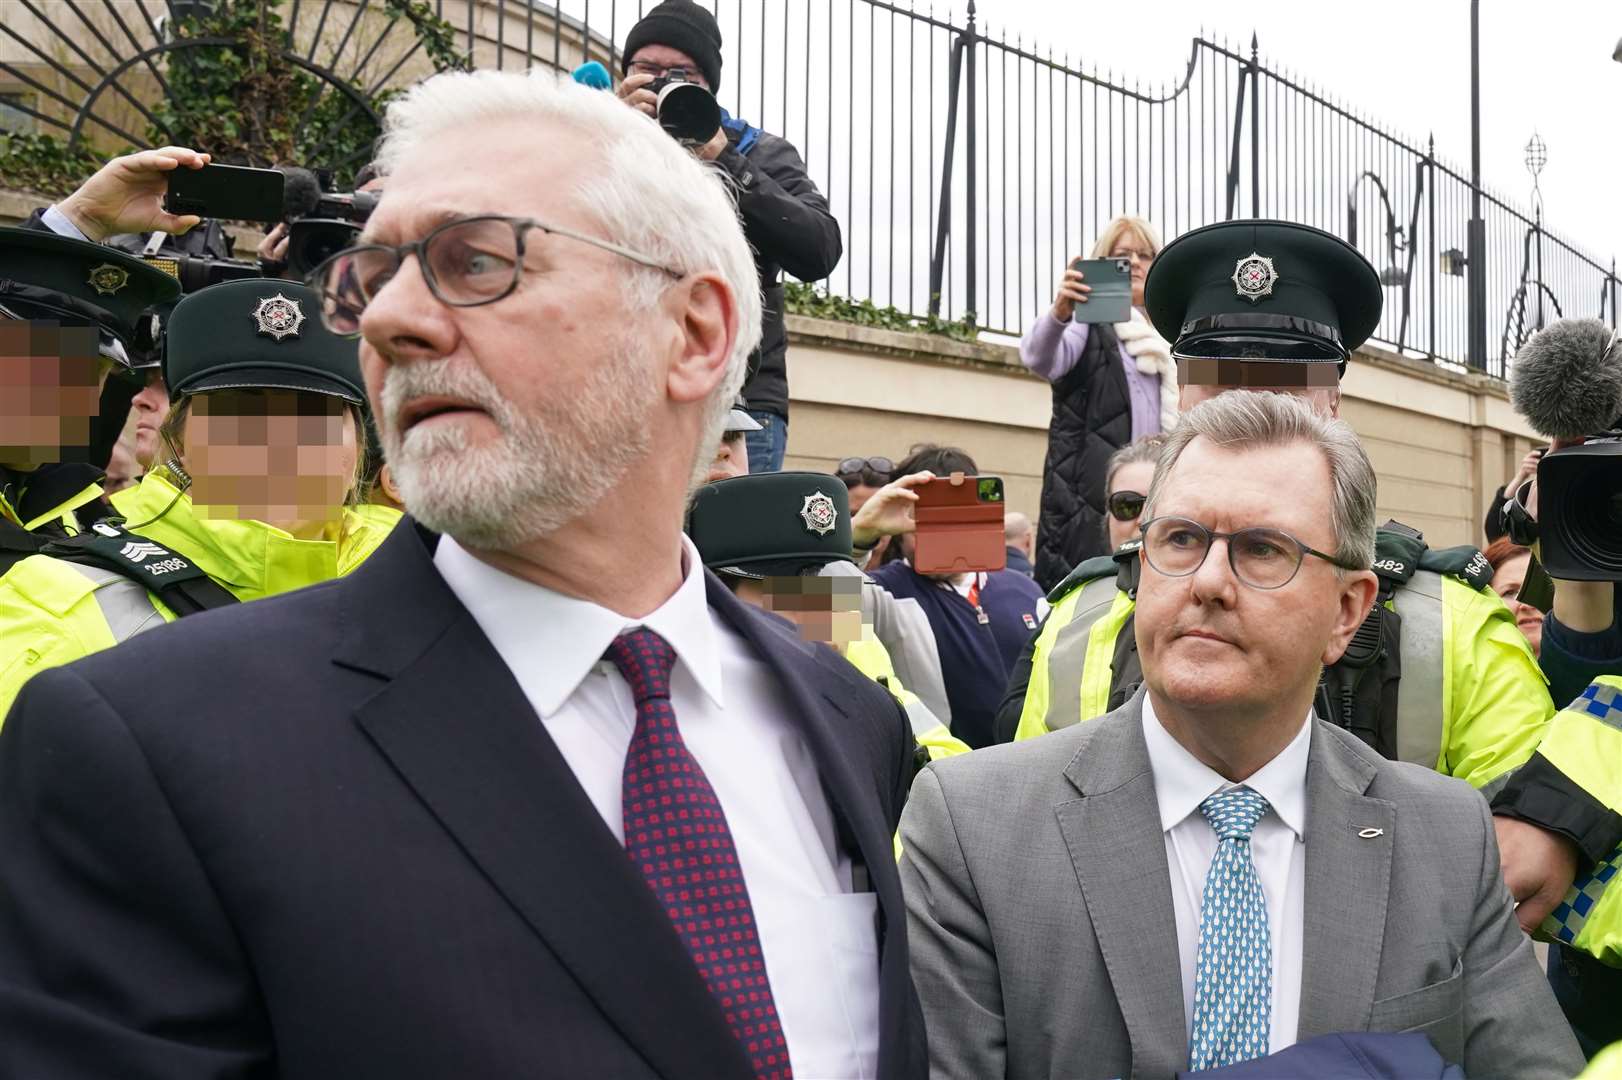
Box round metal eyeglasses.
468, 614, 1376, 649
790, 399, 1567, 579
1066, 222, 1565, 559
1138, 515, 1363, 590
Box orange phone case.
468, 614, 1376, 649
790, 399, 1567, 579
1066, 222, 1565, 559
912, 474, 1007, 575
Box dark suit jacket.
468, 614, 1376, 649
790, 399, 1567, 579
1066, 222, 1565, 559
0, 521, 928, 1080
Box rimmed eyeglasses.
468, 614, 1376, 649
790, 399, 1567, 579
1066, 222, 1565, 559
1138, 515, 1363, 590
305, 213, 684, 337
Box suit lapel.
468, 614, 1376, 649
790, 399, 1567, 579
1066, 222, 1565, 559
1295, 722, 1395, 1040
1056, 703, 1189, 1078
341, 524, 755, 1080
702, 574, 897, 917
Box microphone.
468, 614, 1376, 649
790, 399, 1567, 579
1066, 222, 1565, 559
279, 166, 326, 222
1509, 318, 1622, 439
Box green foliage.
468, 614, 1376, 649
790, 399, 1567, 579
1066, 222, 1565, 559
783, 281, 979, 342
0, 132, 106, 198
3, 1, 468, 198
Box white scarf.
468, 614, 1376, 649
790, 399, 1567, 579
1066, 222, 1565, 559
1114, 308, 1179, 433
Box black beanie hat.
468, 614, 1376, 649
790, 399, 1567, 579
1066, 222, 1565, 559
622, 0, 724, 95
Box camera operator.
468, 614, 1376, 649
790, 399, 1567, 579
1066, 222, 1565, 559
1489, 319, 1622, 1059
616, 0, 842, 473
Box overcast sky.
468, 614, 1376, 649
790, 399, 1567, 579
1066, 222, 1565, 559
984, 0, 1621, 266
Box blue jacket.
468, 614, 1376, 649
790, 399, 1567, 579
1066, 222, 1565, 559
1178, 1032, 1464, 1079
869, 562, 1042, 749
1541, 588, 1622, 709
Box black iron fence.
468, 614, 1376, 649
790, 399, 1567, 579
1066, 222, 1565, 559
499, 0, 1616, 378
8, 0, 1614, 376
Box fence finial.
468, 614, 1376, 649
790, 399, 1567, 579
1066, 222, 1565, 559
966, 0, 976, 22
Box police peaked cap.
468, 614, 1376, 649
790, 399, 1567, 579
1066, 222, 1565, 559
687, 472, 855, 579
1145, 219, 1383, 370
165, 278, 366, 406
0, 226, 179, 367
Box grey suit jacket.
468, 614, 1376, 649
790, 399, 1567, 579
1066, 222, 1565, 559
898, 693, 1583, 1080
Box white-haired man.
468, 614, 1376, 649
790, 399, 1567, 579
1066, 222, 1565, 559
0, 71, 926, 1080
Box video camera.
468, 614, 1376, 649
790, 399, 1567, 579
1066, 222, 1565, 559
1507, 319, 1622, 581
279, 166, 380, 279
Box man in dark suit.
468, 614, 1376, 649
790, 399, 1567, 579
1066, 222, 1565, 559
0, 71, 925, 1080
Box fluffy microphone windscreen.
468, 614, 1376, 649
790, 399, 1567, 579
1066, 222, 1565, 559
279, 166, 325, 221
1509, 318, 1622, 438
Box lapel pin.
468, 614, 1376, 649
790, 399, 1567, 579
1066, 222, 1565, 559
1357, 827, 1385, 839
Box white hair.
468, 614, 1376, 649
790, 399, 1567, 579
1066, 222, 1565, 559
374, 69, 763, 490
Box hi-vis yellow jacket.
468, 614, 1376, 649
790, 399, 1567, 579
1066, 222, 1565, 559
0, 470, 399, 719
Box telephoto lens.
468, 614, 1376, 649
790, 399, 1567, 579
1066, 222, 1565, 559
655, 80, 722, 145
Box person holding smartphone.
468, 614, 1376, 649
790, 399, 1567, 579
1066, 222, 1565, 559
856, 445, 1044, 750
1019, 215, 1176, 590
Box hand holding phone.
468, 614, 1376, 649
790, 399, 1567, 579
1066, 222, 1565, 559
1067, 257, 1132, 325
912, 473, 1007, 576
163, 162, 286, 225
53, 146, 212, 242
1051, 254, 1092, 321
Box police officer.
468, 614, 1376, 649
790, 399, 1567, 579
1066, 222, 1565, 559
1, 227, 179, 564
1000, 219, 1601, 919
687, 471, 968, 762
0, 278, 401, 717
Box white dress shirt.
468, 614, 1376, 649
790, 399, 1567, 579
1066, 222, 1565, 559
434, 535, 880, 1079
1141, 695, 1310, 1056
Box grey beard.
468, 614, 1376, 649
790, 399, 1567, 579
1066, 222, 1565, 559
379, 350, 656, 550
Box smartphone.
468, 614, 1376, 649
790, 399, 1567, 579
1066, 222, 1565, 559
164, 163, 286, 224
912, 474, 1007, 576
1069, 256, 1132, 325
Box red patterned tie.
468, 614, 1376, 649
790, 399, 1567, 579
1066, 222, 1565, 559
605, 628, 793, 1080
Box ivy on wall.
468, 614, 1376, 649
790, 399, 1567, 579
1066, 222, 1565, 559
0, 0, 466, 197
784, 281, 979, 342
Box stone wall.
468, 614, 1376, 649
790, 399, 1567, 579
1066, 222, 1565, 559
781, 315, 1540, 550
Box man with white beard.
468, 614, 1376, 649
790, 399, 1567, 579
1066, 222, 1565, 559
0, 70, 928, 1080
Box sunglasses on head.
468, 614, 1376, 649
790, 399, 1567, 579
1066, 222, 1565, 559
837, 456, 894, 484
1107, 490, 1147, 522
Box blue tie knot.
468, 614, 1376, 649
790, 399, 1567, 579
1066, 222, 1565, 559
1199, 786, 1270, 841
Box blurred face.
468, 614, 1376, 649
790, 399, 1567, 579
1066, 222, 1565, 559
708, 430, 748, 483
1106, 459, 1155, 552
1491, 551, 1544, 657
129, 368, 170, 469
357, 118, 670, 550
183, 390, 358, 525
744, 573, 865, 647
0, 320, 108, 467
1135, 437, 1376, 723
1108, 233, 1155, 308
1178, 367, 1343, 418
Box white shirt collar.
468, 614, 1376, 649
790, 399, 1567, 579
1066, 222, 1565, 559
433, 533, 725, 718
1141, 693, 1311, 841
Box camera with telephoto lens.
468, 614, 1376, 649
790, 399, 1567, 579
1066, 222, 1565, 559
646, 74, 722, 147
278, 166, 381, 279
1507, 319, 1622, 581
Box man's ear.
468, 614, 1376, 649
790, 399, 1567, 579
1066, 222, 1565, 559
665, 272, 736, 406
1322, 569, 1380, 666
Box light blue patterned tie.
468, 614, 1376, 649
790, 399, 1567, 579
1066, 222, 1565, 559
1189, 786, 1273, 1071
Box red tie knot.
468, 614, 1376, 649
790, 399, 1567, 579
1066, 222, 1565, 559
605, 627, 678, 706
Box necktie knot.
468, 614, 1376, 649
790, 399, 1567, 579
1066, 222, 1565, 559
604, 628, 677, 707
1199, 786, 1270, 841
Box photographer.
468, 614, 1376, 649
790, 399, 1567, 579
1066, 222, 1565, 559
617, 0, 842, 473
1489, 319, 1622, 1059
